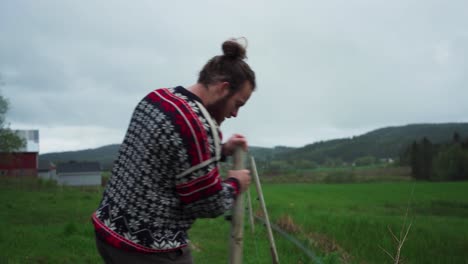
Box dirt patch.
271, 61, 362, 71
255, 209, 264, 218
306, 232, 353, 264
274, 213, 353, 263
276, 214, 302, 234
189, 240, 202, 252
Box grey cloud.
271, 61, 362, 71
1, 0, 468, 152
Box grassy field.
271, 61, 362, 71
0, 177, 467, 263
258, 166, 412, 184
260, 182, 468, 263
0, 178, 311, 263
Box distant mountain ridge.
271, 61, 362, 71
273, 123, 468, 163
41, 144, 120, 170
39, 144, 292, 170
40, 123, 468, 169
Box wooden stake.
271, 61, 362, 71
251, 156, 280, 264
247, 187, 255, 234
229, 148, 245, 264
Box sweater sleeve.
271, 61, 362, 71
175, 160, 240, 218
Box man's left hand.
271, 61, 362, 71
222, 134, 248, 157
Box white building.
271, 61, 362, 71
56, 161, 101, 186
38, 160, 57, 181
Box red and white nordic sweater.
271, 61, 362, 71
92, 87, 239, 252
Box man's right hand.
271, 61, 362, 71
228, 169, 251, 192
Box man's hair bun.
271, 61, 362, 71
222, 38, 247, 60
198, 37, 255, 92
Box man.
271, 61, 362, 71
92, 38, 256, 263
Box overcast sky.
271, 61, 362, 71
1, 0, 467, 154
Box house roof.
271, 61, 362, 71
38, 160, 56, 172
56, 162, 101, 174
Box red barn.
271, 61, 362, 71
0, 130, 39, 177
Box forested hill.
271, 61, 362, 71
40, 123, 468, 168
273, 123, 468, 163
40, 144, 120, 170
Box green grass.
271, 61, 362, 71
259, 182, 468, 263
0, 178, 102, 263
1, 177, 467, 263
189, 216, 316, 264
0, 178, 312, 263
260, 166, 412, 184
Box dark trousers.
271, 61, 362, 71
95, 235, 193, 264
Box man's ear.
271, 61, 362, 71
218, 81, 231, 97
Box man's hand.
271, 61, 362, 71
228, 169, 251, 192
222, 134, 248, 157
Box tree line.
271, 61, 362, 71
401, 132, 468, 181
1, 86, 25, 153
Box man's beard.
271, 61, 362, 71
206, 92, 234, 125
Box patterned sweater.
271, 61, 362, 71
92, 86, 239, 252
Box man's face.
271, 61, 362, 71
208, 81, 253, 125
